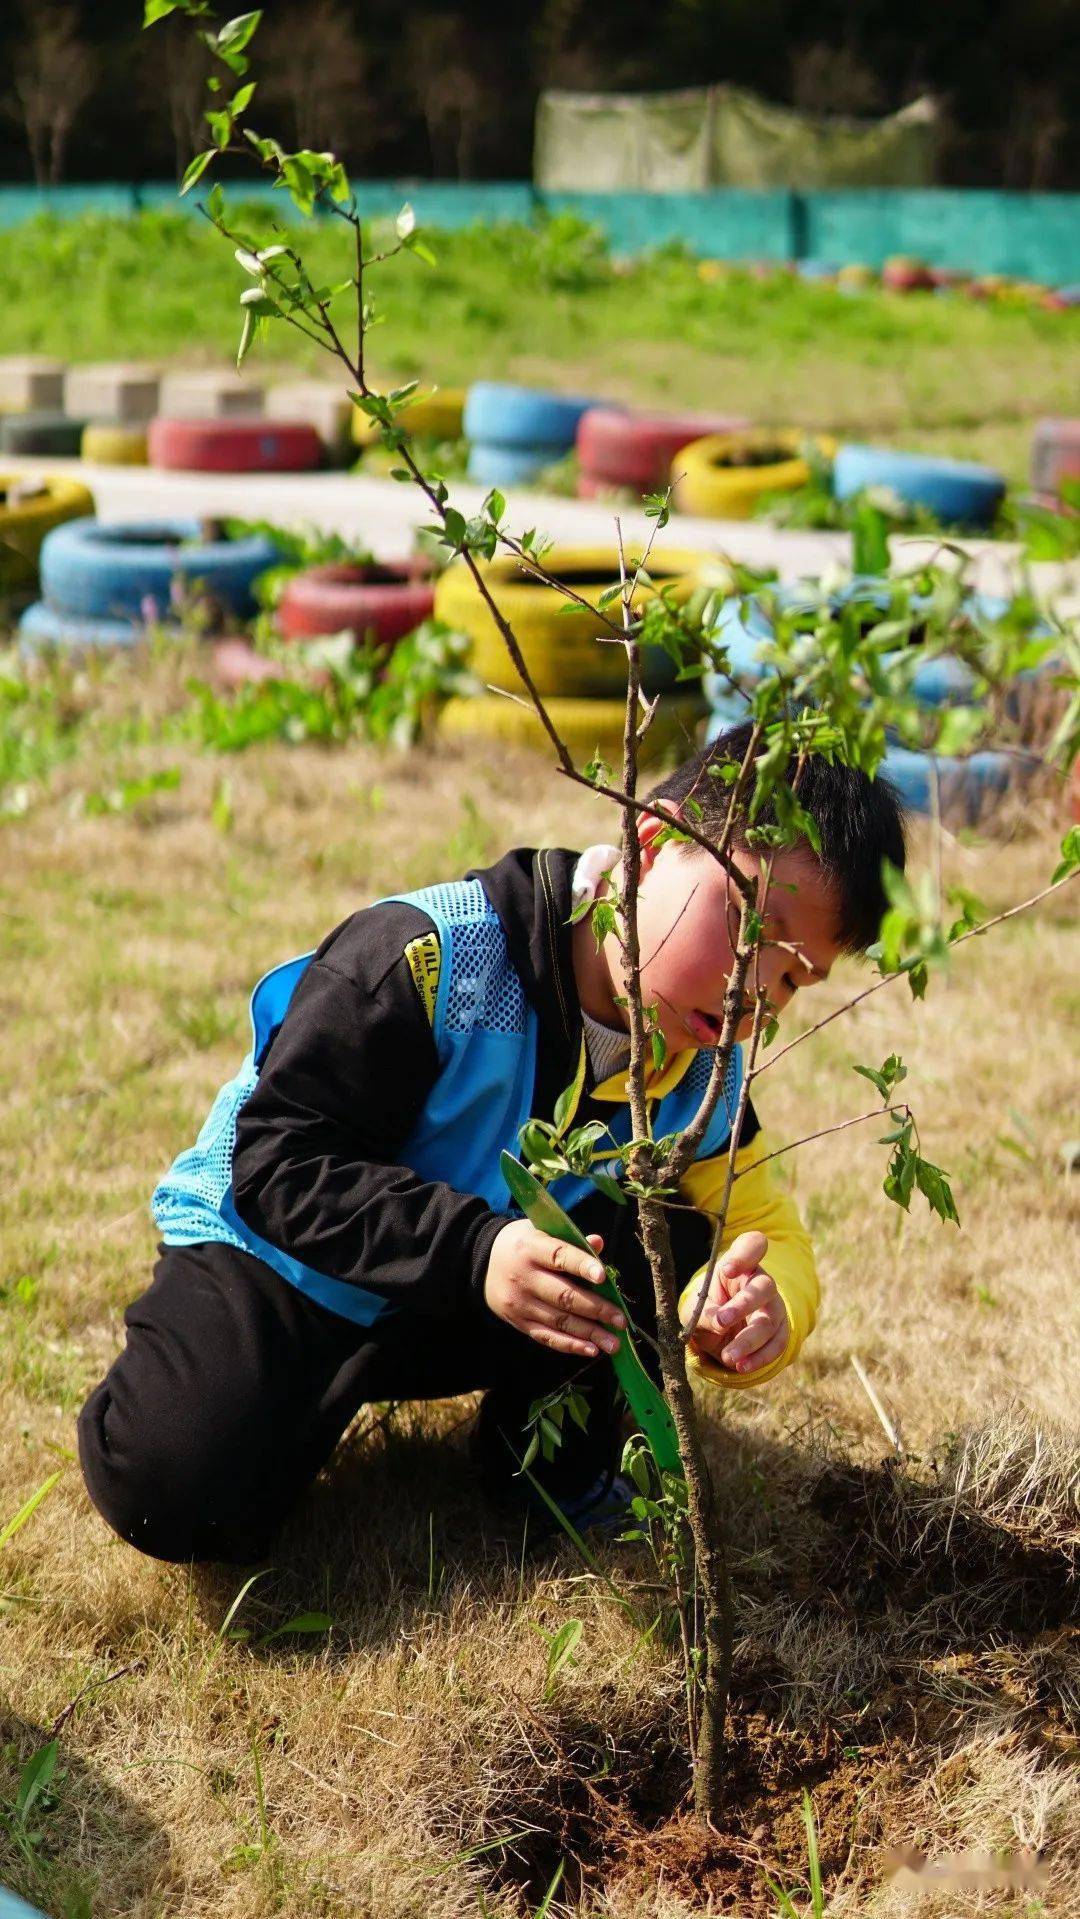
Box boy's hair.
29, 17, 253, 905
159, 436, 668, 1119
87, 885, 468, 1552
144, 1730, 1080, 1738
647, 721, 907, 954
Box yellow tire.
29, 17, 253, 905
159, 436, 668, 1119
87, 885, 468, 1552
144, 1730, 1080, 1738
671, 430, 836, 519
439, 691, 705, 767
434, 543, 732, 697
352, 387, 466, 447
0, 472, 94, 592
81, 423, 148, 465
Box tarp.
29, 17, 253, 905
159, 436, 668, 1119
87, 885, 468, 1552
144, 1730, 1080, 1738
535, 85, 939, 192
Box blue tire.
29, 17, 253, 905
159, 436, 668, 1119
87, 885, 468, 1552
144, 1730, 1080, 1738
833, 445, 1006, 528
18, 599, 156, 653
881, 745, 1014, 820
795, 258, 838, 282
463, 383, 595, 453
466, 441, 556, 486
38, 518, 281, 621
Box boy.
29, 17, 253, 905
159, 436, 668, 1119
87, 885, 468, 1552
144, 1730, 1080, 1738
78, 723, 905, 1562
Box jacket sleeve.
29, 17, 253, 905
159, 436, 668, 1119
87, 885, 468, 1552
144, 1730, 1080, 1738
231, 903, 512, 1319
675, 1130, 819, 1392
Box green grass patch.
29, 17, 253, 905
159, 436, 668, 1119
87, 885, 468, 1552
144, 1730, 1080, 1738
4, 209, 1078, 479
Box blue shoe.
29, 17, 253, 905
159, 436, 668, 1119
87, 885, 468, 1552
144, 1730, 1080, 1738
549, 1468, 637, 1539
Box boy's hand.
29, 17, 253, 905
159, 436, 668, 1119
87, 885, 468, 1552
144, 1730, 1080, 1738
484, 1222, 624, 1360
682, 1231, 790, 1374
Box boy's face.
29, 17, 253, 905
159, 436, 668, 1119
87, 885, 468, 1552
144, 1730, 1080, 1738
605, 811, 844, 1054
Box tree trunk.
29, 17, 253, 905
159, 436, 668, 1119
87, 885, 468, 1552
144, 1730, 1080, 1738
636, 1194, 734, 1819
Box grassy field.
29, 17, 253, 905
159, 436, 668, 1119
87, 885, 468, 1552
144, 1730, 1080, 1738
2, 210, 1079, 482
0, 636, 1077, 1917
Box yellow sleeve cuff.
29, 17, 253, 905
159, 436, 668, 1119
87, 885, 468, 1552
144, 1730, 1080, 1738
676, 1134, 819, 1393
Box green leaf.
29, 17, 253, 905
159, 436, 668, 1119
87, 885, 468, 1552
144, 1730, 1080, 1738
255, 1610, 332, 1648
553, 1081, 578, 1137
217, 10, 262, 56
16, 1741, 58, 1823
206, 107, 232, 149
0, 1471, 62, 1550
914, 1155, 960, 1226
206, 181, 225, 222
441, 507, 467, 551
483, 488, 505, 525
144, 0, 183, 22
236, 306, 256, 371
589, 1170, 626, 1205
1052, 825, 1080, 885
590, 898, 616, 948
651, 1029, 667, 1073
231, 80, 256, 115
854, 1056, 907, 1101
180, 148, 215, 195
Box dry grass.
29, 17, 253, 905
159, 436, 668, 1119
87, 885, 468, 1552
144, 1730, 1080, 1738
1, 652, 1077, 1916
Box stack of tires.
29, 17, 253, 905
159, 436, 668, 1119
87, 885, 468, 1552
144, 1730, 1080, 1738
278, 560, 434, 648
463, 384, 596, 487
147, 418, 323, 474
670, 429, 836, 519
832, 445, 1006, 529
434, 544, 718, 764
703, 578, 1036, 825
18, 518, 281, 652
575, 407, 749, 500
0, 474, 94, 594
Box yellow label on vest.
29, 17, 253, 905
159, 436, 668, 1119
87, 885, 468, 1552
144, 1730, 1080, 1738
404, 932, 441, 1026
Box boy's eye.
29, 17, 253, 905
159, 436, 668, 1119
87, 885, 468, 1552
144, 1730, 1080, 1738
782, 972, 796, 994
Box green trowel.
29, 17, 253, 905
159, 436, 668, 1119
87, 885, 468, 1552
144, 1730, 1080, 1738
499, 1150, 683, 1478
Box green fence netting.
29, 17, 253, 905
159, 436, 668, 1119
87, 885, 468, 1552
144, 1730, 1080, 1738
534, 84, 939, 192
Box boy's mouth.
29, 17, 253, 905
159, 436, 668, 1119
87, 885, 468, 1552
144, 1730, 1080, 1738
686, 1007, 724, 1046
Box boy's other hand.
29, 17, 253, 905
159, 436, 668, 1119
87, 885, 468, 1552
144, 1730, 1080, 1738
682, 1231, 790, 1374
484, 1222, 625, 1359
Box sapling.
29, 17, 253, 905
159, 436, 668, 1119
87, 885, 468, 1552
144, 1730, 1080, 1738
143, 0, 1080, 1823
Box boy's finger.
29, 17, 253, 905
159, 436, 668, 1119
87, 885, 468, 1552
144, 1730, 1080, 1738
526, 1299, 621, 1354
521, 1320, 604, 1360
722, 1308, 780, 1366
719, 1231, 768, 1282
727, 1325, 788, 1374
531, 1268, 624, 1331
712, 1271, 774, 1328
533, 1232, 607, 1291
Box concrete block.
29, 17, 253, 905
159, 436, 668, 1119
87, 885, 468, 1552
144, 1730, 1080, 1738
266, 379, 353, 455
0, 356, 66, 412
64, 362, 161, 424
158, 369, 265, 418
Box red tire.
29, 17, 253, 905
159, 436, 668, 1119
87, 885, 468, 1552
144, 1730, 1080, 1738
1031, 419, 1080, 503
576, 407, 749, 493
277, 560, 435, 646
882, 256, 934, 293
147, 417, 323, 473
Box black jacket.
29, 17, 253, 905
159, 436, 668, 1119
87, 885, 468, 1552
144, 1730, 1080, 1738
232, 847, 757, 1323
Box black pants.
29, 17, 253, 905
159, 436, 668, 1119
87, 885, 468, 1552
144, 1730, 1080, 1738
77, 1240, 629, 1565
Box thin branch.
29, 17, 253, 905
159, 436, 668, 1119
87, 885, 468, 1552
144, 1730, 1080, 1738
740, 1103, 897, 1176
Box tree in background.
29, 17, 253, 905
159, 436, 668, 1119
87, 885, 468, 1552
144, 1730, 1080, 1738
156, 16, 214, 183
6, 3, 98, 185
790, 43, 884, 116
405, 13, 487, 180
258, 1, 369, 159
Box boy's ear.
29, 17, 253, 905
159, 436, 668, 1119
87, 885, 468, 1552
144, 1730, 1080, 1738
638, 800, 682, 867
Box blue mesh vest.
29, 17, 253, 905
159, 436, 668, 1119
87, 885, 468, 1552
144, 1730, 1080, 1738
151, 876, 743, 1325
